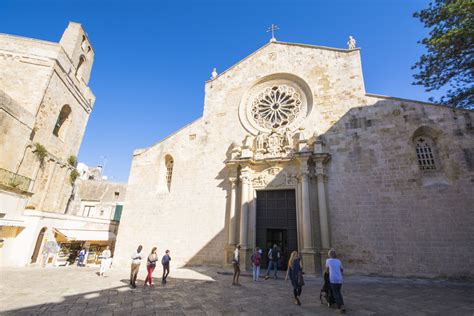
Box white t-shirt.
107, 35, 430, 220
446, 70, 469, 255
101, 250, 111, 259
131, 251, 142, 264
325, 258, 343, 284
233, 248, 240, 264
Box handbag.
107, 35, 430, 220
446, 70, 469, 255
298, 270, 305, 286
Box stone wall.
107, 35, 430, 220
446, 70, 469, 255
114, 42, 370, 268
325, 97, 474, 279
114, 41, 474, 279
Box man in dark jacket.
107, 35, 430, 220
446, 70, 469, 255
265, 244, 280, 279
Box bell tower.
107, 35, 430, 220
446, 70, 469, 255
59, 22, 94, 84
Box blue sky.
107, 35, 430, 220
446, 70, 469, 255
1, 0, 436, 182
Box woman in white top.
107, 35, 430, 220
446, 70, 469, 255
99, 246, 112, 277
325, 249, 345, 314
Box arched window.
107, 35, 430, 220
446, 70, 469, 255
415, 137, 437, 170
81, 35, 87, 52
76, 55, 86, 79
53, 105, 72, 138
165, 155, 174, 191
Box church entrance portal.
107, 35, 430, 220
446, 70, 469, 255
256, 190, 297, 270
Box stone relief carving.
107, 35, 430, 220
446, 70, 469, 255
231, 129, 296, 160
251, 167, 298, 188
255, 128, 294, 160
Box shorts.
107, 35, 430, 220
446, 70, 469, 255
233, 262, 240, 273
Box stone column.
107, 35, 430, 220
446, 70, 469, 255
300, 171, 313, 250
227, 177, 238, 246
314, 157, 331, 273
315, 161, 330, 250
239, 171, 250, 247
297, 155, 317, 273
239, 166, 252, 270
248, 185, 257, 250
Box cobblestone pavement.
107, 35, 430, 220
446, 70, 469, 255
0, 266, 473, 315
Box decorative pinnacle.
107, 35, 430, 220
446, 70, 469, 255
211, 68, 218, 80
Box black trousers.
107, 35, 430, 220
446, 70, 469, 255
330, 283, 344, 308
162, 264, 170, 280
293, 287, 302, 298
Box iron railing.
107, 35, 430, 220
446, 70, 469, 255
0, 168, 33, 192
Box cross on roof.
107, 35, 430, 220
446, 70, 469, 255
266, 24, 279, 42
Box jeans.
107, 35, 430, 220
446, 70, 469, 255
145, 264, 155, 285
330, 283, 344, 308
266, 260, 278, 277
252, 265, 260, 281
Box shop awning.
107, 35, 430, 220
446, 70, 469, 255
54, 229, 116, 241
0, 219, 25, 227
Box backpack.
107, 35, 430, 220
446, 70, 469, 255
254, 253, 261, 266
162, 255, 170, 265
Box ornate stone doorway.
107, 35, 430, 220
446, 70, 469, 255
225, 127, 331, 273
256, 189, 297, 270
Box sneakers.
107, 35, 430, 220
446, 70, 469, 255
336, 308, 346, 314
264, 276, 269, 280
295, 297, 301, 306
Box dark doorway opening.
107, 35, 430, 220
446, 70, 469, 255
31, 227, 47, 263
256, 189, 297, 270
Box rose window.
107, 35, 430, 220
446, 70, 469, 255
250, 85, 302, 129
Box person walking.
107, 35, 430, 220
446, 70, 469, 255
285, 251, 304, 305
232, 244, 241, 286
161, 249, 171, 284
99, 246, 112, 276
326, 249, 345, 314
251, 247, 261, 281
145, 247, 158, 286
130, 245, 143, 288
265, 244, 280, 279
77, 248, 86, 267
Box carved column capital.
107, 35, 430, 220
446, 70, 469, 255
315, 166, 326, 177
298, 172, 310, 183
240, 174, 252, 185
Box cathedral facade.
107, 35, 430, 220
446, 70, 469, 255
114, 40, 474, 279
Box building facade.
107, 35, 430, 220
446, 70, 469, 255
0, 23, 116, 267
115, 40, 473, 279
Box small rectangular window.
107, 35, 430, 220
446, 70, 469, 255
82, 205, 95, 217
114, 192, 120, 199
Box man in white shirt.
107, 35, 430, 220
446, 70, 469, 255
325, 249, 345, 314
130, 245, 143, 288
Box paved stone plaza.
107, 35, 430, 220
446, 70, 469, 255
0, 266, 473, 315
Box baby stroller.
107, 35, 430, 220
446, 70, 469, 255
320, 271, 336, 306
